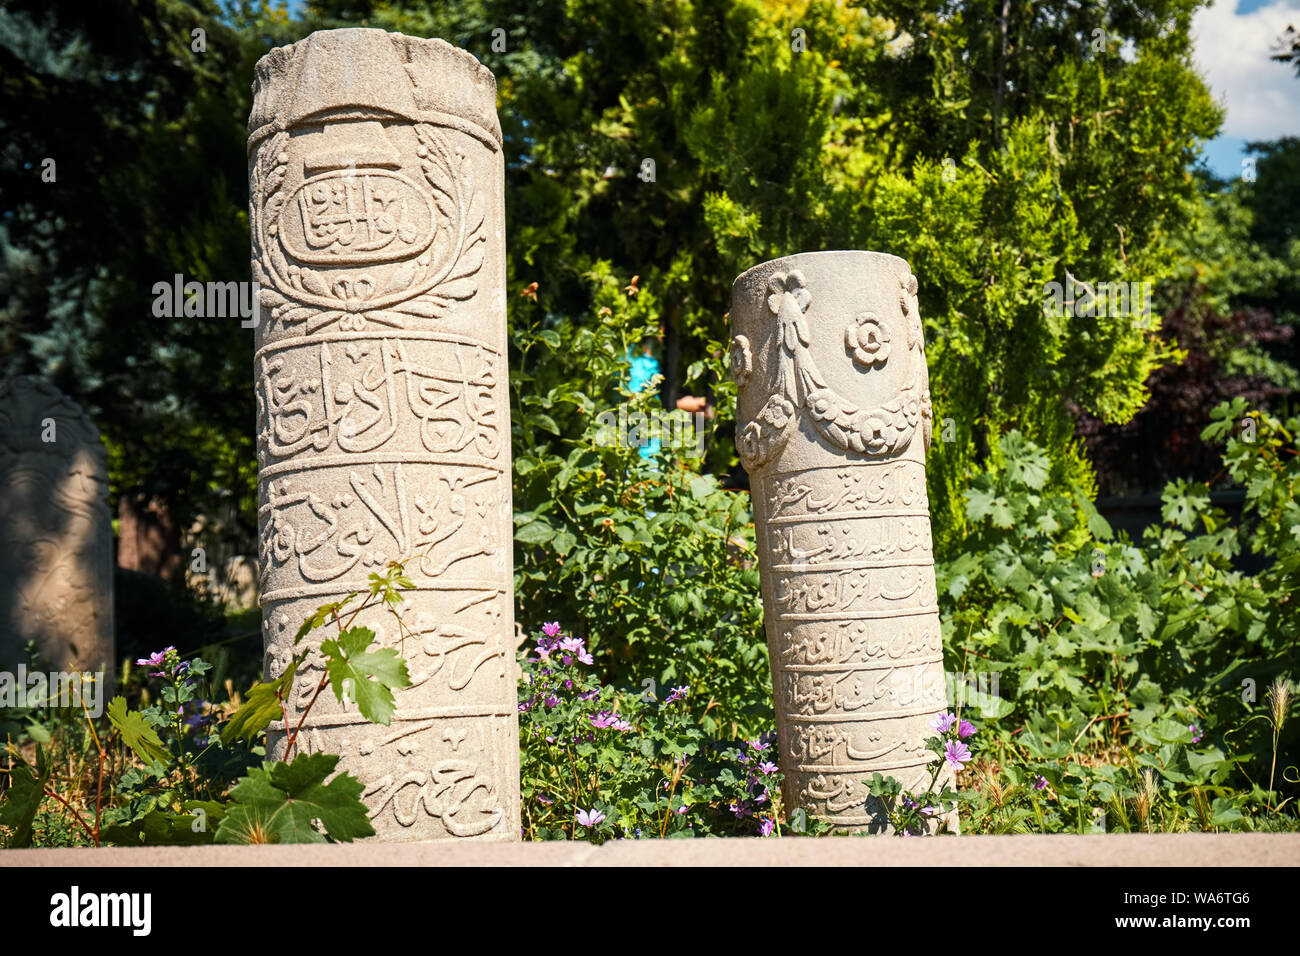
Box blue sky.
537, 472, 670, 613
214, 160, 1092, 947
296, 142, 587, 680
1193, 0, 1300, 179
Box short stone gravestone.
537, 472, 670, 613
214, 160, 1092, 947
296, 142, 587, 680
249, 29, 519, 841
0, 377, 114, 689
729, 251, 952, 832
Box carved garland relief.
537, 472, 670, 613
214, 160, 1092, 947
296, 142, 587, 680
734, 269, 933, 472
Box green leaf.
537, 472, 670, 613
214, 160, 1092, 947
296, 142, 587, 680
221, 663, 296, 746
214, 753, 375, 844
1001, 432, 1051, 490
107, 696, 171, 766
319, 627, 411, 725
101, 802, 224, 847
688, 475, 714, 500
295, 596, 356, 643
516, 519, 554, 545
0, 745, 50, 848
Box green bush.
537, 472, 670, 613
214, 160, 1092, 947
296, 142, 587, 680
939, 403, 1298, 832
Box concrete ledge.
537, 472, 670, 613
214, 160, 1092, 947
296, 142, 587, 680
2, 833, 1296, 867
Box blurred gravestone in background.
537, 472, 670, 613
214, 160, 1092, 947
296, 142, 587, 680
0, 377, 114, 682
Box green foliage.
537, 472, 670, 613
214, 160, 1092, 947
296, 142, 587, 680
518, 625, 786, 839
941, 412, 1298, 833
318, 628, 409, 727
214, 753, 374, 845
0, 744, 50, 848
220, 664, 295, 747
512, 280, 768, 736
105, 697, 170, 767
1, 567, 418, 847
1, 0, 261, 545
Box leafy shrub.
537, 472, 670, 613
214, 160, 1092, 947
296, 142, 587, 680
938, 403, 1298, 833
512, 274, 770, 737
517, 622, 804, 840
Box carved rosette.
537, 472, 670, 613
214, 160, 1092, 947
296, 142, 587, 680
730, 252, 951, 833
249, 29, 518, 842
0, 377, 114, 680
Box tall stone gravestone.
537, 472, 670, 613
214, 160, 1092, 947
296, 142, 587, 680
249, 30, 518, 841
0, 377, 114, 686
730, 252, 951, 832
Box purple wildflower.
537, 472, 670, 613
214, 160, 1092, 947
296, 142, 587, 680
748, 737, 770, 753
758, 761, 778, 775
544, 694, 559, 708
590, 710, 633, 731
135, 647, 173, 668
575, 808, 605, 828
957, 719, 976, 739
759, 818, 775, 837
944, 739, 972, 770
541, 622, 561, 637
1189, 724, 1203, 744
1033, 775, 1048, 791
931, 711, 957, 734
664, 685, 689, 704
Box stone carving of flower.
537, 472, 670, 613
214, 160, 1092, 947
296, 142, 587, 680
853, 411, 892, 455
729, 335, 753, 388
738, 422, 763, 463
766, 270, 811, 315
901, 395, 922, 428
899, 272, 919, 314
764, 395, 794, 429
738, 395, 795, 468
845, 311, 891, 368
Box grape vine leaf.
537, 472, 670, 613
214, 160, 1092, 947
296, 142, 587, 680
221, 662, 297, 746
107, 696, 171, 766
214, 752, 374, 844
319, 626, 411, 726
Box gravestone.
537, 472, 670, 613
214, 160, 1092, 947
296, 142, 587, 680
249, 29, 518, 841
0, 377, 114, 684
729, 252, 951, 832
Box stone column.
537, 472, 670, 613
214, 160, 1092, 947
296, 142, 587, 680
249, 29, 518, 841
729, 252, 950, 832
0, 377, 114, 688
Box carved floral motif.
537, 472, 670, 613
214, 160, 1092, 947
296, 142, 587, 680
735, 269, 933, 472
251, 125, 486, 335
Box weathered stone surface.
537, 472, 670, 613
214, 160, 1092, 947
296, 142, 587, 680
8, 832, 1298, 868
0, 377, 114, 680
730, 251, 950, 832
249, 29, 518, 842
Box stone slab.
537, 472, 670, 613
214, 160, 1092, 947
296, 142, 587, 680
2, 833, 1295, 867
